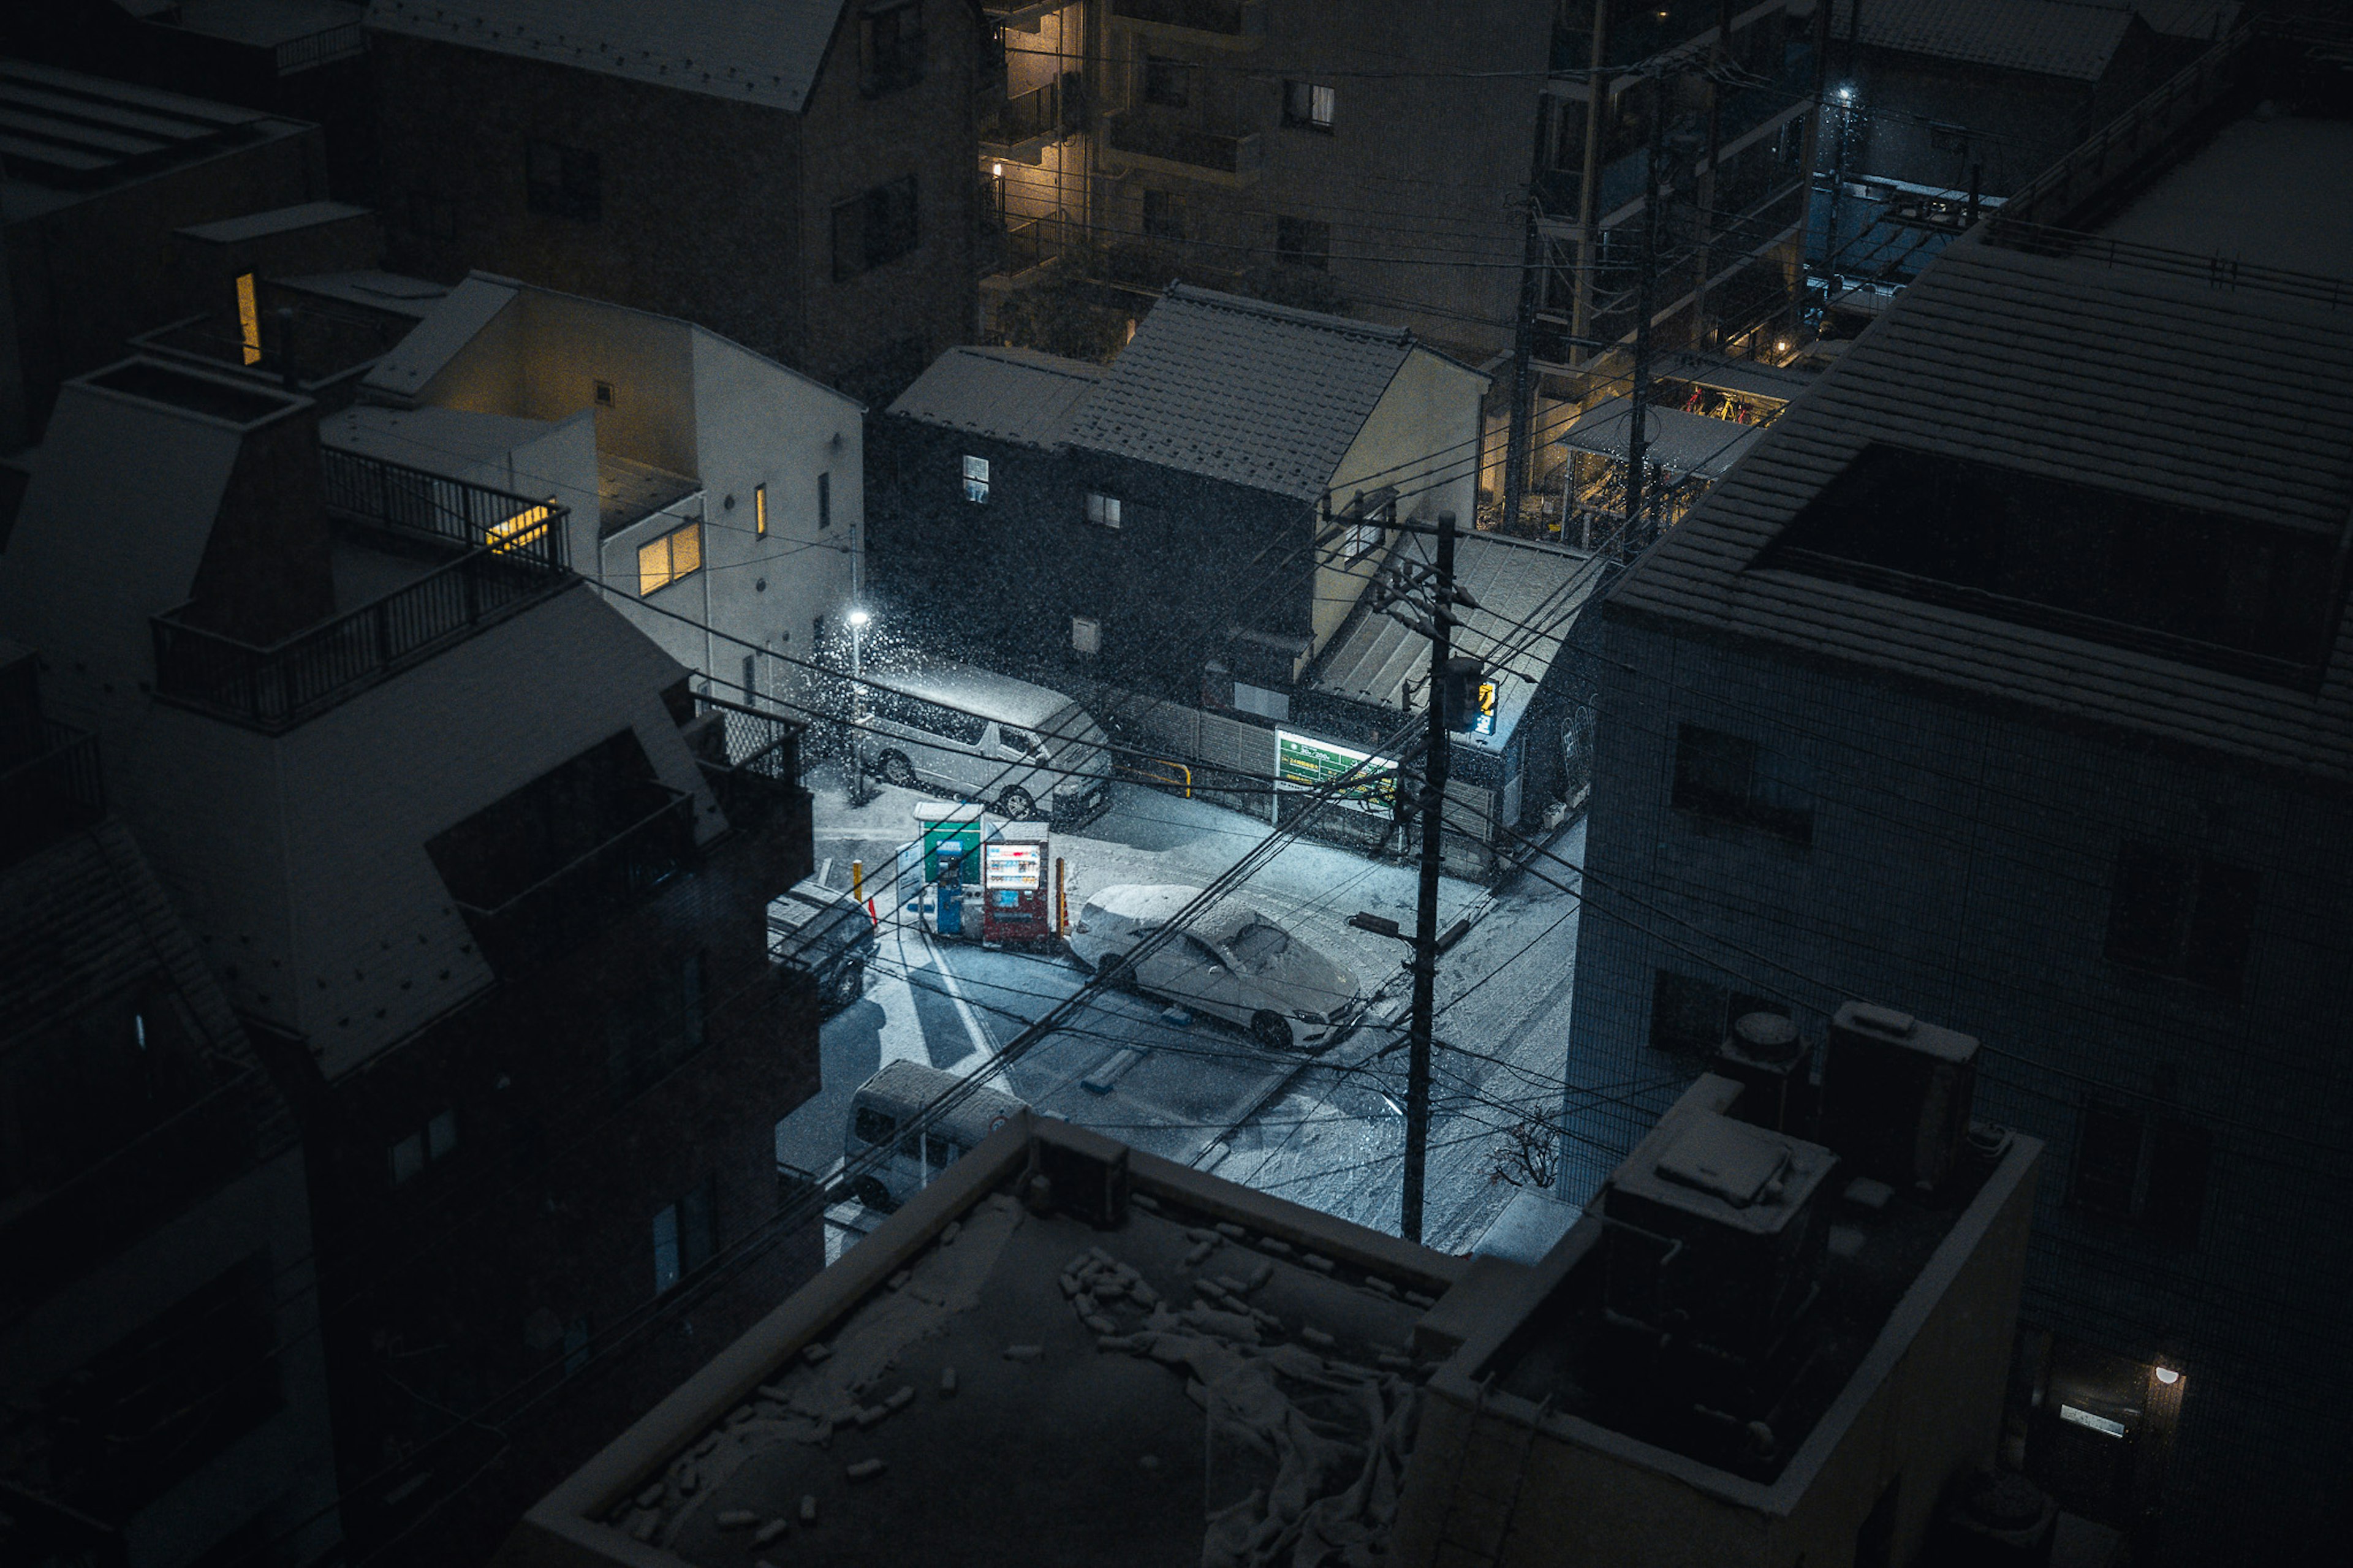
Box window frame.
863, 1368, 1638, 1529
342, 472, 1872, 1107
1275, 214, 1332, 271
525, 138, 601, 222
832, 174, 922, 282
859, 0, 928, 96
2071, 1099, 2211, 1246
754, 482, 768, 538
637, 520, 705, 596
1283, 79, 1337, 131
1084, 491, 1123, 529
963, 453, 991, 504
1141, 187, 1186, 243
1669, 721, 1814, 846
2103, 841, 2259, 997
1071, 615, 1101, 656
1143, 54, 1191, 108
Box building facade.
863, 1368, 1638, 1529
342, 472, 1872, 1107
0, 354, 827, 1565
1563, 27, 2353, 1558
366, 0, 981, 403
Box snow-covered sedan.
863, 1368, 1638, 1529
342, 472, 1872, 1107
1068, 884, 1367, 1051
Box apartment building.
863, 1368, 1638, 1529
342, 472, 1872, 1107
366, 0, 980, 402
0, 354, 825, 1564
341, 271, 865, 703
0, 651, 343, 1568
1563, 22, 2353, 1558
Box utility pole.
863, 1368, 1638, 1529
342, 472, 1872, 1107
1621, 70, 1669, 555
1401, 512, 1455, 1244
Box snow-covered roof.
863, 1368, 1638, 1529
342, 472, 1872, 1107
323, 403, 562, 472
887, 346, 1104, 449
1828, 0, 2135, 81
365, 0, 847, 113
362, 273, 521, 401
1557, 396, 1765, 481
1314, 533, 1607, 752
1061, 285, 1420, 502
175, 199, 370, 244
1655, 350, 1816, 405
1604, 205, 2353, 781
505, 1119, 1463, 1568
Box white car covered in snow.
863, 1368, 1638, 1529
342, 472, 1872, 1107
1069, 884, 1366, 1052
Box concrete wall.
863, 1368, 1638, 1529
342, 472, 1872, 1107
1564, 608, 2353, 1559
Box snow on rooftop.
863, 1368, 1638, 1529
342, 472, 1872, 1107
588, 1168, 1443, 1568
2097, 115, 2353, 279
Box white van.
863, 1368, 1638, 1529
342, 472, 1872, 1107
852, 662, 1111, 824
842, 1060, 1028, 1210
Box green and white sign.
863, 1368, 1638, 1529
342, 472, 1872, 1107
1276, 730, 1397, 816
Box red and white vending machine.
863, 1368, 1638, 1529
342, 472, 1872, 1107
980, 824, 1050, 945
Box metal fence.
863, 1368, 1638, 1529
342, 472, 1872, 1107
319, 444, 569, 569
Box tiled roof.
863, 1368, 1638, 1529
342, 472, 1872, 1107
1061, 284, 1417, 502
1314, 533, 1607, 751
1603, 230, 2353, 782
1829, 0, 2134, 81
365, 0, 846, 112
887, 346, 1104, 449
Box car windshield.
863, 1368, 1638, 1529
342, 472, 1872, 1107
1226, 922, 1290, 971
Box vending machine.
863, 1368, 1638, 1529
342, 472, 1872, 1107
980, 824, 1050, 945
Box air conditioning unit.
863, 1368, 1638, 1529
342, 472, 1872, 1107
1819, 1001, 1979, 1197
1711, 1010, 1812, 1135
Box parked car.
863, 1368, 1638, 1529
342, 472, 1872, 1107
767, 874, 876, 1013
852, 662, 1110, 824
1067, 884, 1366, 1051
843, 1060, 1028, 1210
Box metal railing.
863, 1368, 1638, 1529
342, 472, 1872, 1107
275, 21, 366, 75
0, 721, 105, 868
452, 789, 697, 972
1004, 209, 1072, 275
982, 78, 1074, 148
152, 544, 571, 732
319, 444, 569, 570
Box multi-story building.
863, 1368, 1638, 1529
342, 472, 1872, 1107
0, 352, 826, 1564
0, 60, 327, 450
0, 650, 344, 1568
341, 271, 866, 703
365, 0, 981, 403
490, 1039, 2045, 1568
1563, 20, 2353, 1558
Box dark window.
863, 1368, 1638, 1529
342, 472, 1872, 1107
853, 1106, 897, 1145
1143, 55, 1190, 107
1276, 215, 1330, 270
1283, 79, 1336, 130
652, 1173, 718, 1293
1670, 722, 1813, 845
525, 139, 601, 221
2104, 843, 2259, 996
1142, 187, 1186, 242
2072, 1101, 2211, 1245
832, 175, 922, 282
1648, 968, 1785, 1057
605, 950, 711, 1101
818, 471, 833, 530
860, 2, 927, 94
869, 687, 987, 744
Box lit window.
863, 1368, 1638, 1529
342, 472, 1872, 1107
638, 521, 705, 595
964, 454, 991, 504
1084, 491, 1121, 528
755, 482, 768, 537
1284, 80, 1336, 131
235, 272, 261, 365
1072, 615, 1100, 655
488, 500, 553, 551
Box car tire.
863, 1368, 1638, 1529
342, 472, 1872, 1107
831, 961, 865, 1009
997, 786, 1036, 820
850, 1175, 894, 1212
1096, 953, 1134, 990
1251, 1010, 1292, 1051
877, 751, 918, 788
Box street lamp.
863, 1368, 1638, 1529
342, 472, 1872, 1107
846, 608, 873, 808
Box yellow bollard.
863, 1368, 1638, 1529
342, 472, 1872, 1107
852, 859, 864, 904
1055, 857, 1068, 937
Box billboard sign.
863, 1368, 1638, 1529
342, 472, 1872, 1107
1276, 730, 1396, 816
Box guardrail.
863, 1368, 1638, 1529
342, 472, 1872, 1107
320, 444, 568, 569
152, 543, 570, 732
1116, 756, 1193, 798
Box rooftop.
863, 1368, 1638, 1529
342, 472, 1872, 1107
275, 270, 450, 320
510, 1119, 1460, 1568
1604, 87, 2353, 781
323, 403, 563, 473
1313, 533, 1607, 751
364, 0, 847, 113
1827, 0, 2135, 81
0, 59, 309, 219
174, 198, 369, 244
1059, 284, 1429, 502
600, 453, 703, 537
887, 345, 1105, 449
1558, 395, 1766, 481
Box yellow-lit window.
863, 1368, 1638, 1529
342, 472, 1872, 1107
638, 521, 703, 595
236, 272, 262, 365
487, 501, 552, 551
754, 482, 768, 537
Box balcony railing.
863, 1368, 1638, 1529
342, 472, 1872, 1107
1104, 108, 1263, 181
982, 76, 1080, 150
689, 693, 810, 836
152, 543, 572, 733
1002, 208, 1072, 275
0, 719, 105, 869
320, 444, 569, 570
275, 21, 366, 75
1110, 0, 1263, 40
452, 788, 697, 972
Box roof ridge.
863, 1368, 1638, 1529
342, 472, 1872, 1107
1162, 282, 1414, 345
